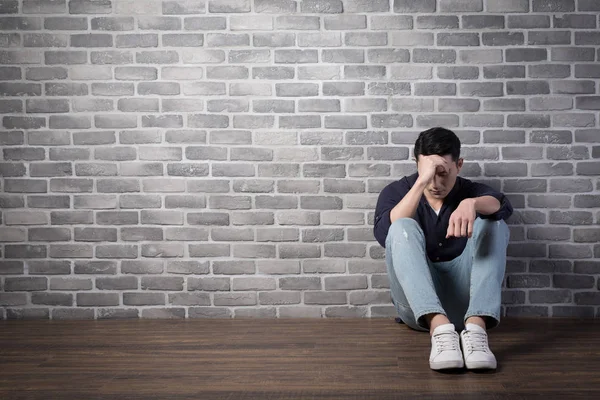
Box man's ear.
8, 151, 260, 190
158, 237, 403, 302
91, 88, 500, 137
456, 158, 463, 172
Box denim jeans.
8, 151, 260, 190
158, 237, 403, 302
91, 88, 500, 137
385, 217, 510, 332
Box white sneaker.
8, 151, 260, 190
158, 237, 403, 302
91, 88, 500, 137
460, 323, 497, 370
429, 323, 464, 370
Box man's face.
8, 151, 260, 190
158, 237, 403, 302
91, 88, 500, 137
417, 154, 463, 200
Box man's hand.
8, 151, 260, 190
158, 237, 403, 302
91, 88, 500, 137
416, 154, 449, 185
447, 198, 476, 238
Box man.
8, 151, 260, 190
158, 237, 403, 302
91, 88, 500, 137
373, 127, 513, 371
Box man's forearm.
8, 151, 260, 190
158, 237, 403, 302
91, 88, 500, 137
389, 180, 427, 223
471, 196, 501, 215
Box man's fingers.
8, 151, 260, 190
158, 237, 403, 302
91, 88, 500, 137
461, 219, 468, 237
467, 220, 474, 238
454, 220, 462, 238
446, 220, 454, 238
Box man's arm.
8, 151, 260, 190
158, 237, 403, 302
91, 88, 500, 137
389, 179, 427, 223
471, 195, 501, 215
446, 182, 513, 238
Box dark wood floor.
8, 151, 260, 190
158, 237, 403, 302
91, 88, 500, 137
0, 318, 599, 399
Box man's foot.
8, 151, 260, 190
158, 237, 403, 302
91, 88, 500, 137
429, 323, 464, 370
460, 323, 497, 370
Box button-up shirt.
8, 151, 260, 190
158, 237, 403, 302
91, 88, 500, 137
373, 173, 513, 262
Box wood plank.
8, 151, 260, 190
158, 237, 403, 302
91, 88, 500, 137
0, 318, 599, 399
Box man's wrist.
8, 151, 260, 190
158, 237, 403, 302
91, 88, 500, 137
463, 197, 478, 210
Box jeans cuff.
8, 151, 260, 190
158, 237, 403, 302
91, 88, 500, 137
414, 308, 447, 330
464, 311, 500, 329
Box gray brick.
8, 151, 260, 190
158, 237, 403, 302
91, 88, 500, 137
460, 82, 503, 97
92, 84, 134, 97
0, 0, 18, 14
255, 0, 297, 13
531, 162, 573, 177
414, 49, 457, 64
415, 82, 456, 96
393, 0, 435, 12
297, 66, 341, 80
507, 114, 551, 128
91, 17, 134, 31
123, 293, 165, 306
550, 244, 593, 259
463, 15, 504, 29
95, 276, 138, 290
416, 15, 458, 29
3, 117, 45, 130
208, 0, 250, 12
553, 113, 595, 128
502, 146, 543, 160
529, 31, 571, 45
299, 0, 341, 13
459, 49, 503, 64
574, 195, 600, 208
532, 0, 574, 12
116, 34, 158, 48
576, 161, 600, 175
183, 16, 225, 31
206, 66, 248, 80
252, 67, 294, 80
573, 228, 600, 243
437, 66, 478, 80
76, 293, 119, 307
0, 17, 42, 30
552, 47, 595, 62
276, 83, 318, 97
136, 50, 178, 64
4, 277, 47, 291
575, 130, 600, 143
550, 211, 592, 225
324, 15, 366, 30
163, 34, 204, 47
553, 81, 596, 95
275, 49, 318, 64
345, 32, 387, 47
554, 14, 597, 29
506, 48, 547, 62
0, 66, 22, 81
486, 0, 528, 11
276, 15, 319, 30
71, 34, 112, 48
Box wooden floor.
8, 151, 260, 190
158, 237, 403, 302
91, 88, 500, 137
0, 318, 599, 400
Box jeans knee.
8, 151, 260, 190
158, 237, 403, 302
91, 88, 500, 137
386, 218, 422, 246
473, 218, 510, 245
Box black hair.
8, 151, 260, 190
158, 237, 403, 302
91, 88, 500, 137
413, 127, 461, 162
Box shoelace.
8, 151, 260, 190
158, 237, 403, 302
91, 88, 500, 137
462, 330, 490, 353
433, 331, 459, 353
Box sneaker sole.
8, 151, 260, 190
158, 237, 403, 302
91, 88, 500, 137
429, 359, 465, 370
465, 360, 497, 370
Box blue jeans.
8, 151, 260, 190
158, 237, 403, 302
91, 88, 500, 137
385, 217, 510, 332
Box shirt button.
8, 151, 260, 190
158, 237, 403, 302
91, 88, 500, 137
436, 257, 440, 261
438, 242, 442, 247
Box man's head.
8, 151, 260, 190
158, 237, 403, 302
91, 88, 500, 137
414, 127, 463, 200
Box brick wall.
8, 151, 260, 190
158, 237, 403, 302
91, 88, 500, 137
0, 0, 599, 320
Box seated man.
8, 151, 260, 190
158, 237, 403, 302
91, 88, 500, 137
373, 127, 513, 371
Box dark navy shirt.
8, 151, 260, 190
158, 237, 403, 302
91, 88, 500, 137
373, 173, 513, 262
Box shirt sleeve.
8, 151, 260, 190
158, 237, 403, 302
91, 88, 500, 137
462, 180, 513, 221
373, 179, 410, 248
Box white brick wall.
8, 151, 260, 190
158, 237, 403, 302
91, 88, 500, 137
0, 0, 599, 320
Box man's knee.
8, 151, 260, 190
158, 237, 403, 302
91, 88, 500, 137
472, 218, 510, 245
387, 218, 422, 240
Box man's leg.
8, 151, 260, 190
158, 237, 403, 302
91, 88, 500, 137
385, 218, 464, 370
385, 218, 447, 331
436, 217, 509, 369
465, 218, 510, 328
